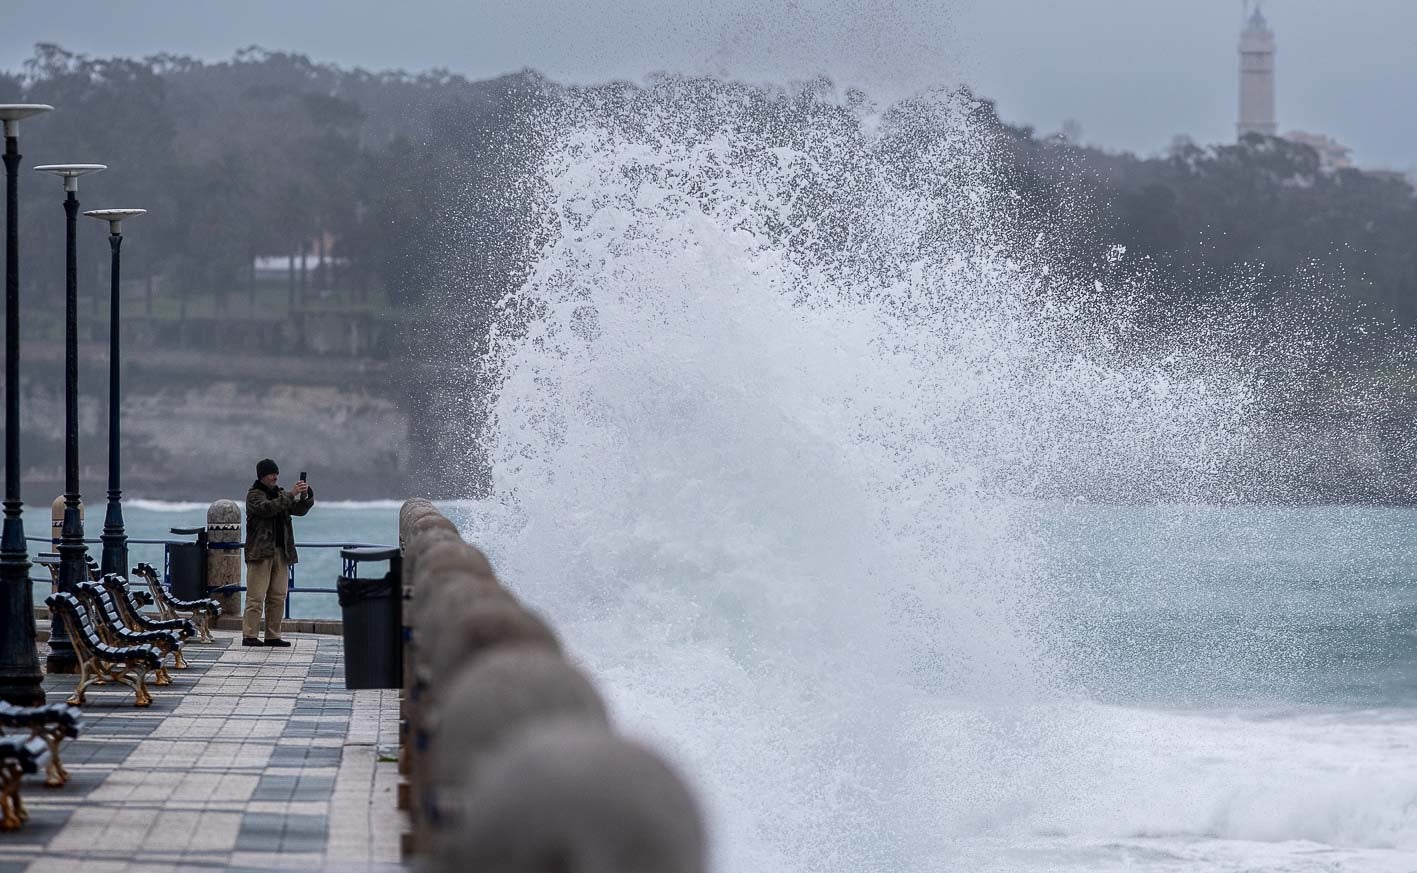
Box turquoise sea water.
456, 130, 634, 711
470, 498, 1417, 872
43, 498, 1417, 710
1034, 503, 1417, 712
36, 496, 1417, 870
28, 498, 406, 620
37, 78, 1413, 872
377, 75, 1417, 870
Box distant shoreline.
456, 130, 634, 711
117, 497, 481, 511
111, 496, 1417, 512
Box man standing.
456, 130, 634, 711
244, 458, 314, 647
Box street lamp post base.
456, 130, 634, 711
0, 509, 44, 703
51, 504, 86, 676
0, 565, 44, 704
0, 679, 45, 706
100, 491, 127, 579
43, 651, 78, 675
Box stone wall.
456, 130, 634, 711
7, 342, 418, 501
397, 499, 706, 872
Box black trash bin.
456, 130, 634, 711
337, 546, 403, 690
166, 526, 208, 601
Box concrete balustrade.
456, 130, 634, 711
443, 721, 706, 873
420, 602, 560, 687
405, 509, 457, 548
421, 650, 609, 865
407, 535, 499, 597
400, 526, 465, 586
398, 499, 706, 871
398, 498, 438, 547
398, 524, 489, 761
410, 568, 513, 637
399, 526, 468, 708
404, 542, 527, 844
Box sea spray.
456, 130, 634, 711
454, 78, 1337, 871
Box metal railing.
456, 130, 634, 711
25, 536, 394, 619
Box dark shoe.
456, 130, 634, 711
264, 638, 292, 648
241, 637, 262, 647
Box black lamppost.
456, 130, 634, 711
33, 162, 104, 674
0, 104, 51, 705
83, 208, 144, 579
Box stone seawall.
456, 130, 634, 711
397, 498, 706, 871
8, 343, 417, 500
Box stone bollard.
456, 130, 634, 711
397, 497, 708, 868
400, 500, 443, 549
405, 514, 463, 604
399, 498, 449, 792
420, 602, 560, 690
407, 513, 458, 554
411, 541, 508, 612
400, 523, 471, 787
409, 537, 513, 689
205, 499, 243, 616
407, 556, 519, 831
410, 599, 561, 823
399, 501, 447, 549
422, 650, 610, 864
403, 526, 468, 592
50, 495, 82, 548
411, 570, 516, 662
430, 721, 707, 873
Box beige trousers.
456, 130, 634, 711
243, 555, 289, 640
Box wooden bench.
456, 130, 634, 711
34, 554, 152, 603
34, 553, 60, 592
0, 702, 80, 788
98, 574, 195, 641
0, 735, 50, 830
76, 581, 187, 685
132, 563, 220, 644
44, 593, 163, 708
38, 552, 103, 585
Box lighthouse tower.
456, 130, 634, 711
1238, 1, 1277, 138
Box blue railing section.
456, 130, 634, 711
25, 536, 393, 619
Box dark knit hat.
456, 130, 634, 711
256, 458, 279, 478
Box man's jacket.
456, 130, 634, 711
244, 480, 315, 564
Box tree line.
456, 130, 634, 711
6, 45, 1413, 349
984, 100, 1417, 351
2, 43, 544, 335
6, 46, 1415, 499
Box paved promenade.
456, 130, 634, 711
0, 630, 405, 872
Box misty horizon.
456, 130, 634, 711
0, 0, 1413, 171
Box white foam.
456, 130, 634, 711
453, 80, 1390, 872
948, 705, 1417, 872
123, 499, 211, 513
123, 497, 474, 513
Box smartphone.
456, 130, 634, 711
299, 471, 307, 482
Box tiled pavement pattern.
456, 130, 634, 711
0, 631, 405, 872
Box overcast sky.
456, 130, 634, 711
1, 0, 1412, 169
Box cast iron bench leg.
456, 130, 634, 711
0, 762, 19, 830
42, 728, 68, 788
